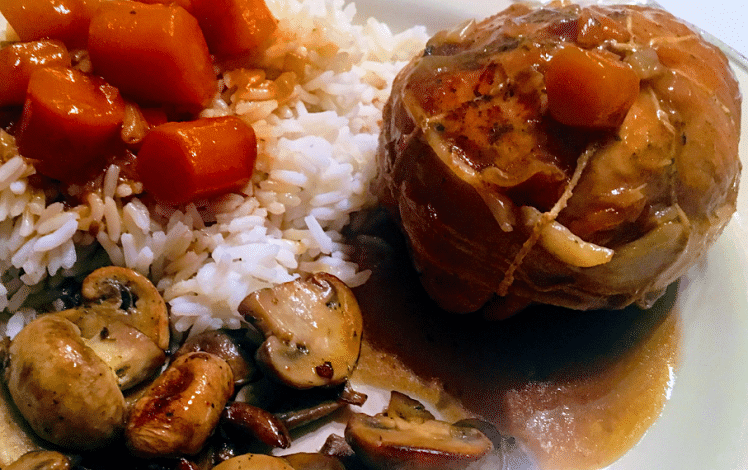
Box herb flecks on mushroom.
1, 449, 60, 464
1, 267, 170, 452
81, 266, 170, 350
5, 315, 126, 450
126, 352, 235, 458
55, 308, 166, 391
238, 273, 363, 389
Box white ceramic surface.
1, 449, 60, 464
349, 1, 748, 469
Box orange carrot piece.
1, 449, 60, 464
87, 1, 216, 111
140, 108, 169, 128
132, 0, 193, 12
545, 45, 640, 129
189, 0, 278, 59
136, 116, 257, 205
0, 40, 71, 107
17, 66, 125, 182
0, 0, 100, 48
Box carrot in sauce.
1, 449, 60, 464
544, 45, 640, 129
135, 116, 257, 205
87, 1, 216, 111
0, 0, 100, 48
189, 0, 278, 59
17, 66, 125, 182
0, 40, 71, 108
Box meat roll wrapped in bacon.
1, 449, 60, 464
376, 3, 742, 315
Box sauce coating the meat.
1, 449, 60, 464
351, 216, 679, 469
376, 3, 741, 315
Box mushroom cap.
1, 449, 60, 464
238, 273, 363, 389
6, 315, 126, 450
345, 412, 493, 470
55, 308, 166, 391
81, 266, 169, 350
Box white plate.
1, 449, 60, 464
2, 2, 746, 469
349, 1, 748, 469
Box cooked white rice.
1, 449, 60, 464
0, 0, 428, 339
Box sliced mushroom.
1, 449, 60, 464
81, 266, 170, 350
344, 411, 493, 470
276, 400, 346, 431
5, 315, 126, 450
55, 308, 166, 391
238, 273, 363, 389
174, 330, 256, 386
319, 434, 356, 462
282, 453, 346, 470
4, 451, 71, 470
212, 453, 295, 470
384, 391, 435, 423
221, 402, 291, 449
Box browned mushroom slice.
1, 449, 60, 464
54, 309, 166, 391
174, 330, 256, 386
4, 451, 71, 470
282, 452, 346, 470
212, 453, 295, 470
320, 433, 354, 459
238, 273, 363, 389
81, 266, 170, 350
344, 412, 493, 470
384, 391, 435, 423
221, 402, 291, 449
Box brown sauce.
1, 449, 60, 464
349, 212, 679, 469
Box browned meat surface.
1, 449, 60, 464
376, 3, 742, 314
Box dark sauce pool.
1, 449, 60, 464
349, 210, 679, 469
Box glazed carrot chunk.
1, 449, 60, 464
133, 0, 193, 12
17, 66, 125, 182
0, 0, 100, 48
189, 0, 278, 59
136, 116, 257, 205
545, 45, 640, 128
0, 40, 71, 107
87, 1, 216, 111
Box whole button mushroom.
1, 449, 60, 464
126, 352, 235, 458
5, 315, 126, 450
173, 330, 256, 386
238, 273, 363, 389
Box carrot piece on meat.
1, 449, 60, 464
136, 116, 257, 205
0, 40, 71, 108
0, 0, 100, 48
544, 45, 640, 129
189, 0, 278, 59
17, 66, 125, 182
87, 1, 216, 111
